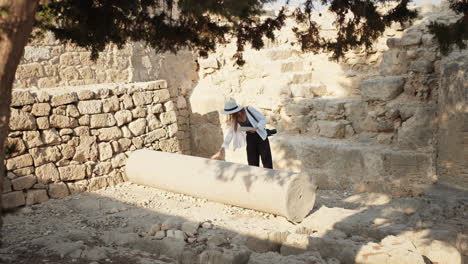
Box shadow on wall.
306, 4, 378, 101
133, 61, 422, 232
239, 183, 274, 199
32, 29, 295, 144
2, 181, 466, 264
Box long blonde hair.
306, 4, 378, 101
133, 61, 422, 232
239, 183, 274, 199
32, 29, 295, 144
227, 109, 245, 132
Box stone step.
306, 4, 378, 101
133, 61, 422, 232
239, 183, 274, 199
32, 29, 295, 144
271, 135, 434, 195
225, 134, 433, 196
264, 48, 296, 61
289, 83, 327, 97
288, 72, 314, 84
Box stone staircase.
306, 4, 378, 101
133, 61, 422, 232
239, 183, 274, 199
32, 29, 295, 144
227, 49, 437, 195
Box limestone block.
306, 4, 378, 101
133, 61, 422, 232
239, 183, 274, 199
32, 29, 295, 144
316, 121, 346, 138
397, 108, 435, 149
409, 59, 434, 73
50, 115, 78, 128
37, 117, 50, 129
3, 177, 12, 193
60, 144, 75, 159
4, 137, 26, 158
148, 104, 164, 114
355, 236, 425, 264
67, 180, 88, 194
115, 110, 133, 126
11, 175, 36, 190
66, 105, 80, 117
6, 154, 33, 170
168, 124, 178, 137
111, 153, 126, 168
77, 90, 95, 100
77, 100, 102, 115
132, 92, 153, 106
121, 126, 132, 138
121, 94, 134, 109
23, 131, 44, 149
386, 38, 401, 48
16, 63, 44, 78
90, 113, 116, 128
59, 67, 80, 81
88, 177, 109, 191
23, 46, 51, 62
35, 163, 61, 184
159, 138, 180, 152
131, 106, 146, 118
144, 128, 166, 144
10, 109, 37, 130
160, 111, 177, 125
177, 96, 187, 109
31, 103, 51, 116
265, 49, 294, 60
2, 191, 26, 209
74, 126, 90, 136
42, 129, 62, 145
73, 136, 98, 162
93, 162, 112, 176
289, 72, 313, 84
12, 167, 34, 177
103, 96, 120, 112
118, 138, 132, 151
164, 101, 176, 112
126, 150, 317, 222
11, 91, 35, 106
99, 142, 113, 161
59, 128, 74, 136
51, 93, 78, 106
181, 221, 200, 236
199, 56, 219, 69
37, 77, 58, 88
26, 189, 49, 205
379, 50, 408, 75
78, 115, 90, 126
48, 182, 70, 199
30, 146, 62, 166
147, 114, 163, 130
35, 92, 50, 103
284, 103, 310, 116
59, 165, 87, 181
400, 31, 422, 46
128, 118, 146, 136
361, 76, 405, 101
154, 89, 171, 103
97, 127, 122, 141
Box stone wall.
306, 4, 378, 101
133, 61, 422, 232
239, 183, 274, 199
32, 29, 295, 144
188, 3, 460, 194
437, 51, 468, 190
3, 81, 189, 209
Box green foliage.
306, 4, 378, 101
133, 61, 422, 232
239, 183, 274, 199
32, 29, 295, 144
33, 0, 465, 64
0, 6, 9, 19
428, 0, 468, 55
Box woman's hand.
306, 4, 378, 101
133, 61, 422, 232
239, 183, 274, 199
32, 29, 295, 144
211, 152, 221, 160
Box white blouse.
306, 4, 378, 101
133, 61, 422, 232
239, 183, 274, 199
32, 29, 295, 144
221, 106, 268, 151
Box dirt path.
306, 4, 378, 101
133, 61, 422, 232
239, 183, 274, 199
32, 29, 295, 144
1, 182, 467, 264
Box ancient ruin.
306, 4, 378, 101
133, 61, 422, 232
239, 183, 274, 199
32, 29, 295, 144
1, 1, 467, 264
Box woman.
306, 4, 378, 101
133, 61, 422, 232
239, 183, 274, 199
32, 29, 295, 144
211, 99, 273, 169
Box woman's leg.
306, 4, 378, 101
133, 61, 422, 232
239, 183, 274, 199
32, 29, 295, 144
246, 133, 260, 166
259, 138, 273, 169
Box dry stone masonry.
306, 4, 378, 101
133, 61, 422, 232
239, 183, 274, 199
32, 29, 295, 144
189, 3, 467, 194
3, 81, 190, 209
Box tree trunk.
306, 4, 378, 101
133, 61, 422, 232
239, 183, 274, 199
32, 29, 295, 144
0, 0, 39, 243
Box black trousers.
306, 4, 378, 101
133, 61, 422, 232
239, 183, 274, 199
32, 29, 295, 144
246, 132, 273, 169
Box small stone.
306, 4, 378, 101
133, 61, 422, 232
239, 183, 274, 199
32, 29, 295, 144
181, 221, 200, 236
202, 222, 213, 229
2, 191, 26, 209
51, 93, 78, 106
161, 217, 183, 231
207, 234, 227, 247
31, 103, 51, 116
154, 231, 166, 240
128, 118, 146, 136
11, 175, 37, 190
48, 182, 70, 199
35, 163, 60, 184
26, 189, 49, 205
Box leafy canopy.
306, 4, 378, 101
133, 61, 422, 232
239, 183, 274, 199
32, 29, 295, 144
34, 0, 465, 65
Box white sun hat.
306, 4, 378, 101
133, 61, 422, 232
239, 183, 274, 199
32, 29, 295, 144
223, 99, 243, 115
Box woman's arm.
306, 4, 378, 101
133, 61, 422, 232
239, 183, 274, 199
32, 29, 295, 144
211, 127, 233, 159
249, 106, 267, 129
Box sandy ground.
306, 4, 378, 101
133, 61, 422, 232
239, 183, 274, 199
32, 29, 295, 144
1, 182, 467, 264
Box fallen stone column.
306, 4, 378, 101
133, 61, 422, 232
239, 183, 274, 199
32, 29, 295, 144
126, 150, 316, 222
